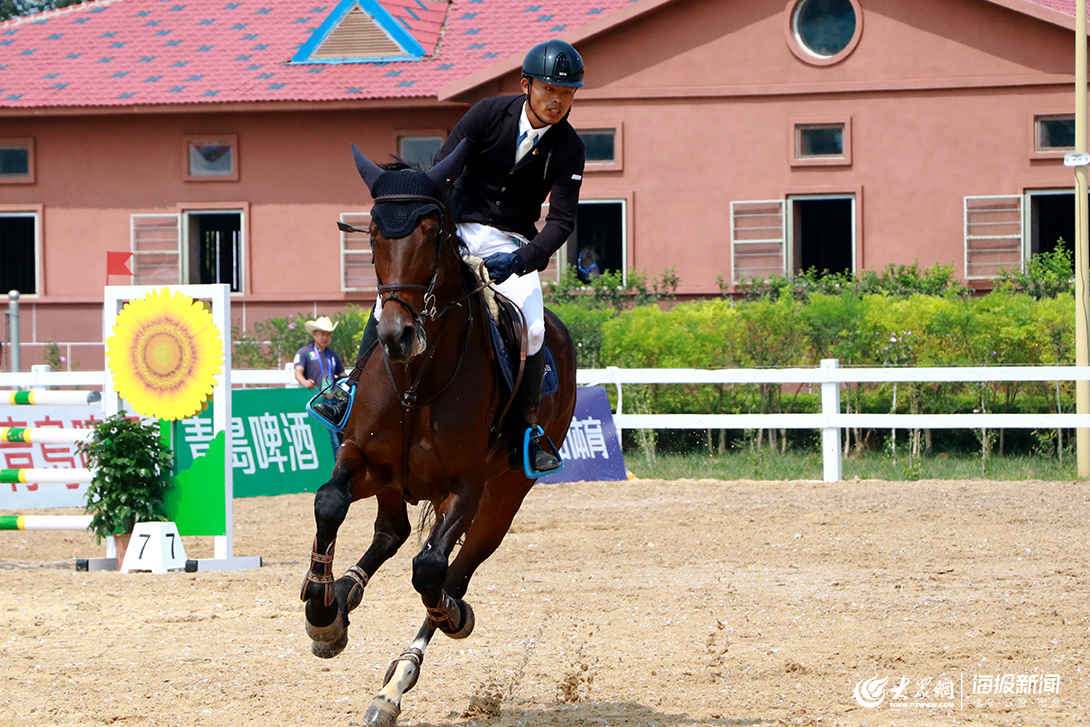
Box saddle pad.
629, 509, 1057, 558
487, 314, 558, 397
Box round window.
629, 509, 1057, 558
793, 0, 857, 58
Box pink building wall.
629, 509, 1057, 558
0, 0, 1080, 369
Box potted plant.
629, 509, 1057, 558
78, 411, 174, 566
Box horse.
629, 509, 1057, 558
300, 141, 578, 727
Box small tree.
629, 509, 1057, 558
78, 412, 174, 543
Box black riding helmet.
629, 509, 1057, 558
521, 39, 584, 88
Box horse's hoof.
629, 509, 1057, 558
445, 600, 475, 640
363, 696, 400, 727
307, 611, 348, 659
311, 630, 348, 659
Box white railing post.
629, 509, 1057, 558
821, 359, 842, 482
30, 364, 50, 391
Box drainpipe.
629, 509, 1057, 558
7, 290, 19, 374
1076, 0, 1089, 478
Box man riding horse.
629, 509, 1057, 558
314, 39, 586, 475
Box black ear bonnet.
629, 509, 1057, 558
369, 170, 445, 239
350, 141, 468, 240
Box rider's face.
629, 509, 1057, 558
521, 77, 577, 129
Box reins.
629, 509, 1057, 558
342, 191, 502, 490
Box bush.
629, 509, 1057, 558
79, 412, 174, 543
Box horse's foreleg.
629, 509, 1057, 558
301, 462, 355, 623
339, 488, 411, 614
362, 622, 436, 727
412, 490, 479, 638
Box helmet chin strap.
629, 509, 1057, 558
525, 80, 554, 128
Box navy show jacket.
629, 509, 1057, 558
436, 94, 586, 274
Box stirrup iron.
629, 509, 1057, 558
522, 425, 563, 478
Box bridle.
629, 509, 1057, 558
371, 193, 450, 324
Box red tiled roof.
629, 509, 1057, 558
0, 0, 635, 110
0, 0, 1076, 112
1027, 0, 1074, 13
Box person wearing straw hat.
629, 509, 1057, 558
295, 316, 347, 452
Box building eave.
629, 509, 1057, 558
0, 95, 467, 118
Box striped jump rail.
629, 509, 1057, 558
0, 468, 93, 485
0, 515, 92, 531
2, 390, 102, 406
0, 427, 94, 444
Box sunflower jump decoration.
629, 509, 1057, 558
106, 287, 223, 421
99, 284, 261, 572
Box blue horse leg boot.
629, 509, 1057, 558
311, 315, 379, 427
511, 350, 561, 474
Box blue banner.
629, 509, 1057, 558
541, 386, 627, 483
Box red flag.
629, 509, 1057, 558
106, 251, 133, 277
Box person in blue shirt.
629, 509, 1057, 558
294, 316, 346, 452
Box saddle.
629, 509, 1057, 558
461, 258, 557, 431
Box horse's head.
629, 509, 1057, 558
350, 141, 467, 363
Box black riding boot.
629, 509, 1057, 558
511, 349, 562, 474
311, 315, 379, 427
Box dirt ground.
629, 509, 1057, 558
1, 477, 1086, 727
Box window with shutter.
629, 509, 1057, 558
964, 196, 1023, 280
341, 212, 375, 292
131, 214, 182, 285
731, 200, 786, 284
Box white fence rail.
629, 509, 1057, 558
578, 360, 1090, 482
7, 361, 1090, 483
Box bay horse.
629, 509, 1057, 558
300, 141, 577, 727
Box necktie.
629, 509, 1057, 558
515, 129, 536, 163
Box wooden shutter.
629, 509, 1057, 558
965, 196, 1023, 279
731, 200, 785, 284
130, 214, 181, 285
341, 212, 376, 292
311, 6, 405, 60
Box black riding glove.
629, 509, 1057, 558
484, 251, 525, 285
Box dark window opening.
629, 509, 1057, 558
794, 0, 856, 57
398, 135, 443, 168
797, 125, 844, 157
792, 198, 853, 276
1031, 193, 1076, 274
188, 212, 242, 292
0, 216, 36, 294
0, 147, 30, 177
1037, 116, 1075, 151
568, 202, 624, 281
578, 130, 616, 163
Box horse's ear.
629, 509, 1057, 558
351, 143, 383, 190
427, 140, 467, 186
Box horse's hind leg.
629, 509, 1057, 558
411, 488, 481, 639
362, 622, 436, 727
424, 473, 533, 639
444, 472, 532, 602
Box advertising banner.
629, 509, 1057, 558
0, 385, 626, 510
541, 386, 627, 483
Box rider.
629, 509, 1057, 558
315, 39, 585, 475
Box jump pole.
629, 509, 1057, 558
0, 428, 94, 444
1, 391, 102, 406
0, 515, 92, 531
0, 468, 93, 484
